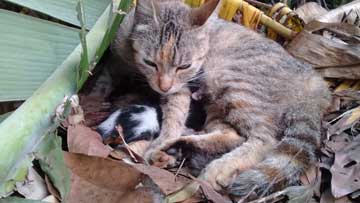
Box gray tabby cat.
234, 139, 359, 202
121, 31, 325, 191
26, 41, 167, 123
112, 0, 331, 198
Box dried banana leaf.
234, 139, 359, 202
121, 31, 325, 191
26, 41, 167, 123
316, 0, 360, 25
295, 2, 328, 24
287, 30, 360, 67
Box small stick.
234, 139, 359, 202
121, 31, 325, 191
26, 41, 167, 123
247, 189, 287, 203
246, 0, 272, 9
174, 158, 186, 181
237, 185, 258, 203
115, 125, 138, 162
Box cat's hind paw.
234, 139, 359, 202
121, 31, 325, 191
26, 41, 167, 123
200, 159, 239, 191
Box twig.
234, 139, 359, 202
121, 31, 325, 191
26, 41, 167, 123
246, 0, 272, 9
174, 158, 186, 181
237, 185, 258, 203
115, 125, 138, 162
247, 189, 287, 203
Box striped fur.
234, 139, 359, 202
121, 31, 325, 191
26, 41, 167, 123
112, 0, 331, 199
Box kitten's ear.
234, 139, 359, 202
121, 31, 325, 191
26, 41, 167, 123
135, 0, 159, 24
190, 0, 219, 26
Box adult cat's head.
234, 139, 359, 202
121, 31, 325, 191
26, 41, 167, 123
129, 0, 219, 95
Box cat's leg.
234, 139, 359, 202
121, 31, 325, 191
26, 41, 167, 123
144, 88, 191, 165
156, 119, 246, 173
200, 126, 278, 191
227, 103, 323, 199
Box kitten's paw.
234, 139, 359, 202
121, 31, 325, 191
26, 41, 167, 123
201, 160, 238, 191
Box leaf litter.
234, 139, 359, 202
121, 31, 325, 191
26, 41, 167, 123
61, 1, 360, 202
5, 1, 359, 203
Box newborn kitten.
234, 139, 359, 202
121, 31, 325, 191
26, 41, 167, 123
112, 0, 331, 199
97, 105, 162, 144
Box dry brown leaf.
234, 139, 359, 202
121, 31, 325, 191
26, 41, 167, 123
330, 136, 360, 198
193, 178, 231, 203
126, 140, 150, 157
328, 107, 360, 137
180, 195, 203, 203
64, 152, 142, 191
316, 66, 360, 79
325, 132, 353, 153
118, 187, 163, 203
44, 175, 61, 201
66, 173, 127, 203
166, 181, 201, 203
67, 124, 111, 157
133, 164, 190, 195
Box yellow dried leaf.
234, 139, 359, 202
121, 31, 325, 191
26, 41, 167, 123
345, 106, 360, 126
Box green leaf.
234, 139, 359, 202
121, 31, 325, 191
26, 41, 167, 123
0, 0, 132, 197
35, 133, 70, 200
0, 197, 46, 203
0, 9, 80, 102
76, 0, 90, 90
0, 112, 11, 123
4, 0, 111, 29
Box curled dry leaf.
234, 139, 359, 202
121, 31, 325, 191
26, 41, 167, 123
67, 124, 111, 157
327, 107, 360, 137
330, 136, 360, 198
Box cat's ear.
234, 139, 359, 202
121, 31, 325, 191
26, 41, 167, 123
135, 0, 159, 24
190, 0, 219, 26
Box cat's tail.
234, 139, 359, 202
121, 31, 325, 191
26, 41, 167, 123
228, 102, 324, 198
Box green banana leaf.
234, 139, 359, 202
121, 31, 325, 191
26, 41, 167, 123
4, 0, 111, 29
0, 0, 132, 197
0, 9, 80, 102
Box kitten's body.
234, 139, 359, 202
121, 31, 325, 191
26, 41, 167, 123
113, 0, 331, 199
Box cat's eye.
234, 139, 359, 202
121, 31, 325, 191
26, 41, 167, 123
143, 59, 157, 69
177, 64, 192, 71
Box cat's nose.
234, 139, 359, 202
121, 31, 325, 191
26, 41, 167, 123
159, 75, 173, 92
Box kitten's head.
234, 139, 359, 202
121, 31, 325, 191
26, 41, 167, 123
130, 0, 219, 95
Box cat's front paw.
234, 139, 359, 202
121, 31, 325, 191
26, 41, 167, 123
144, 139, 180, 168
201, 159, 238, 191
147, 149, 177, 168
